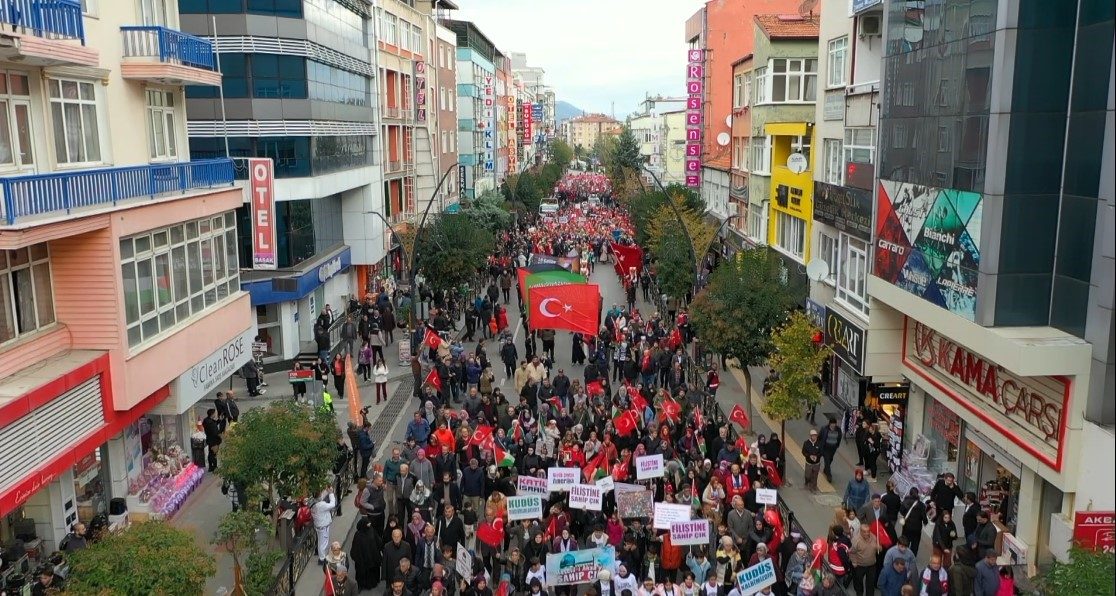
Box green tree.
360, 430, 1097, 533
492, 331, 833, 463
549, 138, 573, 168
689, 247, 805, 408
501, 172, 543, 212
612, 125, 642, 171
763, 311, 829, 445
1037, 547, 1116, 595
215, 510, 282, 596
574, 143, 585, 162
465, 189, 513, 234
218, 400, 339, 516
628, 185, 704, 245
414, 213, 495, 293
67, 521, 215, 595
645, 197, 717, 301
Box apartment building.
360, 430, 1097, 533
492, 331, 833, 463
629, 96, 686, 185
434, 23, 460, 212
180, 0, 382, 360
510, 52, 551, 166
441, 19, 500, 200
729, 54, 754, 244
0, 0, 253, 549
564, 114, 622, 153
859, 0, 1114, 569
804, 0, 883, 424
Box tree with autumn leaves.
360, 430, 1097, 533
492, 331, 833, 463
763, 310, 830, 450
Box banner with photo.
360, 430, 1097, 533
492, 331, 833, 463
616, 490, 654, 519
545, 546, 617, 586
875, 180, 982, 321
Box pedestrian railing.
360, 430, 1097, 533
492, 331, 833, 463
0, 0, 85, 42
269, 525, 317, 596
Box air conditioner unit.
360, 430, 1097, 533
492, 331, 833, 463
860, 14, 882, 37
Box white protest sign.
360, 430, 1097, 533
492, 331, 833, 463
595, 476, 615, 493
669, 519, 711, 546
756, 488, 777, 506
517, 475, 550, 496
456, 543, 472, 579
547, 467, 579, 492
635, 454, 665, 480
736, 558, 777, 595
568, 484, 604, 511
652, 502, 691, 530
613, 482, 645, 493
507, 495, 544, 521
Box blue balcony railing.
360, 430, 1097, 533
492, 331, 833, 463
0, 158, 235, 225
0, 0, 85, 43
121, 26, 215, 71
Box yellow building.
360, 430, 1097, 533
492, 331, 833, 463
765, 122, 816, 263
565, 113, 622, 152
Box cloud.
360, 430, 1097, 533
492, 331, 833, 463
450, 0, 705, 116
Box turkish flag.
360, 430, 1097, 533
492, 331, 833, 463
469, 425, 494, 447
477, 518, 504, 547
763, 459, 783, 488
730, 404, 750, 428
528, 283, 600, 336
424, 368, 442, 392
586, 380, 604, 397
613, 410, 638, 437
610, 242, 643, 277
423, 327, 444, 351
660, 398, 681, 423
630, 392, 649, 413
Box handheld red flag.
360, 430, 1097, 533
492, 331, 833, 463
660, 398, 681, 423
613, 410, 638, 437
469, 425, 494, 447
423, 368, 442, 392
586, 379, 604, 397
424, 327, 444, 351
729, 403, 750, 428
582, 451, 606, 481
630, 392, 649, 413
324, 565, 337, 596
528, 283, 601, 336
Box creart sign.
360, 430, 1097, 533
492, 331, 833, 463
685, 48, 705, 188
824, 308, 866, 373
904, 319, 1070, 470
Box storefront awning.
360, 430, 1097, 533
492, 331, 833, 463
764, 122, 810, 137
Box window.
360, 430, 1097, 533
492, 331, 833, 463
139, 0, 168, 25
743, 74, 751, 108
827, 37, 848, 88
411, 25, 422, 55
120, 212, 240, 348
0, 71, 34, 170
748, 202, 765, 241
836, 235, 869, 315
307, 60, 369, 106
733, 74, 745, 108
381, 11, 398, 46
732, 137, 746, 170
251, 54, 308, 99
754, 67, 768, 104
843, 127, 875, 165
774, 211, 805, 260
823, 138, 843, 185
441, 131, 448, 153
0, 243, 55, 344
146, 90, 177, 161
399, 21, 411, 51
770, 58, 817, 103
749, 136, 771, 174
48, 78, 101, 164
816, 231, 838, 284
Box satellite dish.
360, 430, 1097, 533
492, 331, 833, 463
716, 132, 731, 146
725, 115, 732, 127
805, 259, 830, 281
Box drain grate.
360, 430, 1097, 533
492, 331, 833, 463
368, 378, 413, 447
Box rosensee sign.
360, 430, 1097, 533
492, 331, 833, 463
904, 319, 1070, 471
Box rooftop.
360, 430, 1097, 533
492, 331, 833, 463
754, 14, 821, 40
570, 114, 620, 124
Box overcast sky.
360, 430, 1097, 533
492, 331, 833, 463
452, 0, 705, 118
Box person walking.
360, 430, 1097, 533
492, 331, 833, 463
973, 549, 1001, 596
817, 416, 842, 482
358, 341, 373, 383
374, 358, 390, 404
332, 353, 347, 400
202, 408, 222, 472
357, 422, 376, 478
500, 338, 518, 382
844, 467, 872, 512
240, 359, 265, 396
932, 510, 959, 567
802, 429, 823, 492
341, 314, 358, 356
900, 488, 928, 556
369, 324, 386, 364
849, 523, 880, 596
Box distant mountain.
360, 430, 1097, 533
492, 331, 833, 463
556, 100, 584, 122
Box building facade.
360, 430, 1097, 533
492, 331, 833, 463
0, 0, 254, 549
564, 114, 622, 154
729, 55, 754, 243
861, 0, 1115, 570
434, 23, 460, 211
442, 19, 499, 200
181, 0, 381, 360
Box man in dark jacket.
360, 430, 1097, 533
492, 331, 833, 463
929, 473, 964, 518
948, 545, 977, 595
202, 408, 222, 472
962, 492, 980, 542
973, 549, 1001, 596
214, 391, 240, 433
382, 528, 413, 583
357, 423, 376, 479
436, 504, 467, 550
802, 429, 823, 492
461, 459, 486, 514
817, 416, 842, 482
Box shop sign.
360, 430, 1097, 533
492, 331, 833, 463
823, 90, 844, 121
458, 165, 467, 197
1074, 512, 1115, 553
804, 298, 826, 328
869, 382, 910, 405
414, 61, 426, 122
870, 382, 910, 473
684, 48, 704, 188
905, 319, 1069, 471
814, 181, 872, 240
249, 158, 277, 270
170, 327, 256, 412
824, 308, 866, 373
318, 256, 344, 283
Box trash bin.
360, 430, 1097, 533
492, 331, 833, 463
191, 437, 207, 468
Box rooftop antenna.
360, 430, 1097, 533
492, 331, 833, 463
799, 0, 817, 17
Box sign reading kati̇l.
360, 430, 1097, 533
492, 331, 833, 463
568, 484, 603, 511
635, 454, 665, 479
545, 546, 617, 586
669, 520, 710, 546
904, 319, 1069, 470
517, 475, 550, 496
507, 495, 544, 521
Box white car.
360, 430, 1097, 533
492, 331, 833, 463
539, 199, 559, 215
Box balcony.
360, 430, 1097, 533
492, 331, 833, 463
121, 26, 220, 86
0, 0, 98, 67
0, 158, 235, 225
383, 107, 414, 121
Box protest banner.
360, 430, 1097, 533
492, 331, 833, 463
736, 558, 777, 595
616, 490, 654, 519
652, 502, 691, 530
613, 482, 644, 493
517, 475, 550, 496
669, 520, 711, 546
635, 454, 665, 480
595, 476, 615, 493
507, 495, 544, 521
756, 488, 777, 506
568, 484, 603, 511
545, 546, 617, 586
547, 467, 579, 492
456, 543, 472, 578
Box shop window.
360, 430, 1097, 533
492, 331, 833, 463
120, 212, 240, 348
0, 243, 55, 344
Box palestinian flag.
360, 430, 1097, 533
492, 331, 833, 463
520, 268, 585, 310
495, 445, 515, 468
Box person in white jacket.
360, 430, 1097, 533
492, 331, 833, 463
312, 487, 337, 564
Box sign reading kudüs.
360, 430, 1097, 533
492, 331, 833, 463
507, 495, 543, 521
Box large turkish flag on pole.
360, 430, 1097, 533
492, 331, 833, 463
528, 283, 600, 336
610, 242, 643, 277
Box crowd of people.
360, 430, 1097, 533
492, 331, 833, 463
312, 197, 1022, 596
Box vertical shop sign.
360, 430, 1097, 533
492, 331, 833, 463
249, 158, 277, 269
685, 49, 705, 188
522, 101, 533, 145
483, 74, 495, 172
414, 61, 427, 122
